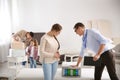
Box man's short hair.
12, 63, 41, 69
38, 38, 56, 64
29, 32, 34, 37
74, 22, 85, 31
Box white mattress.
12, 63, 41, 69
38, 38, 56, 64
16, 68, 110, 80
11, 41, 25, 49
9, 49, 25, 57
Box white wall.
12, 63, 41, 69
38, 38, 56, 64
11, 0, 120, 51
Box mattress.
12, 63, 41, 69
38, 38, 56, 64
11, 41, 25, 49
9, 49, 25, 57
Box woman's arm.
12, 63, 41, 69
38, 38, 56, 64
40, 37, 54, 58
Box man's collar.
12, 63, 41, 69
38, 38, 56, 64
83, 29, 87, 37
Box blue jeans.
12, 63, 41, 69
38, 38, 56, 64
29, 57, 37, 68
42, 61, 58, 80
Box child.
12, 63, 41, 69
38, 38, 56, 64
26, 39, 38, 68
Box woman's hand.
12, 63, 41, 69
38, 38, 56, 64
54, 52, 60, 58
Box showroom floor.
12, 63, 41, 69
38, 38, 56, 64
0, 61, 120, 80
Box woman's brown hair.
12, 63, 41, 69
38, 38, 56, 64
51, 23, 62, 32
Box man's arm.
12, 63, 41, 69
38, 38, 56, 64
93, 44, 105, 61
13, 30, 27, 41
76, 56, 82, 66
72, 56, 82, 67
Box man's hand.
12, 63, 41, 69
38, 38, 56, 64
71, 56, 82, 68
93, 54, 100, 61
71, 65, 78, 68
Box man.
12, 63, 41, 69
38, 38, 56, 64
13, 30, 34, 47
73, 22, 119, 80
13, 30, 34, 66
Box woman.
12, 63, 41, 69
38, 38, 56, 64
40, 23, 62, 80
